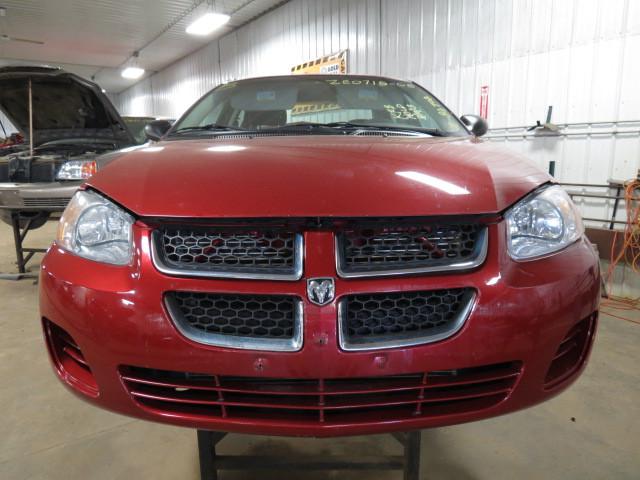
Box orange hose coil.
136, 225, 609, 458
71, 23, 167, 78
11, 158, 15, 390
601, 179, 640, 325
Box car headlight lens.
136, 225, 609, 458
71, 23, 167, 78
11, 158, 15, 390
506, 185, 584, 260
57, 190, 134, 265
56, 160, 97, 180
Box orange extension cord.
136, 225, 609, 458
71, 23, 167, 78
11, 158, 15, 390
600, 178, 640, 325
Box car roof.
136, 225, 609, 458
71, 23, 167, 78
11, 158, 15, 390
223, 74, 409, 85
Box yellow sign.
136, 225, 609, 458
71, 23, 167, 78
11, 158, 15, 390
291, 102, 340, 116
291, 50, 347, 75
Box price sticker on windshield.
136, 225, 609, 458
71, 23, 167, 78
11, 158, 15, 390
383, 104, 427, 120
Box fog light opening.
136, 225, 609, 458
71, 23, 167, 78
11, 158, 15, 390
43, 318, 99, 397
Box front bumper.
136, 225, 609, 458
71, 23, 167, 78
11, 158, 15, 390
39, 223, 600, 437
0, 181, 79, 210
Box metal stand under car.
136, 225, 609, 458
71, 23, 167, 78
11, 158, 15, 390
0, 211, 56, 280
197, 430, 422, 480
0, 78, 62, 280
10, 212, 48, 274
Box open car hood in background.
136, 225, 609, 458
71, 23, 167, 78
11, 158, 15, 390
0, 66, 135, 147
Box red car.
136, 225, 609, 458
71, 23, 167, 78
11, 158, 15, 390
40, 75, 599, 437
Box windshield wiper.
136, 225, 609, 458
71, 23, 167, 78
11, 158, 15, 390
172, 123, 246, 134
265, 122, 449, 136
254, 122, 343, 134
171, 122, 450, 137
326, 122, 450, 136
273, 121, 357, 132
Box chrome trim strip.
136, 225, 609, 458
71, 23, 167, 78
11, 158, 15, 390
335, 227, 488, 278
338, 290, 476, 352
150, 231, 304, 281
165, 295, 304, 352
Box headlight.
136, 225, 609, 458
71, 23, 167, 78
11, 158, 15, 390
57, 190, 134, 265
56, 160, 97, 180
506, 185, 584, 261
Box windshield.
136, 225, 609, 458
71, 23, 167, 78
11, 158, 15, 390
170, 76, 468, 137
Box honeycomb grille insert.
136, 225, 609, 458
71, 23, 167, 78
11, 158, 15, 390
165, 292, 303, 351
340, 288, 475, 350
337, 221, 487, 277
153, 226, 302, 279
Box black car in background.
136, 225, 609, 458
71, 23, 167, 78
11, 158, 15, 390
0, 66, 136, 228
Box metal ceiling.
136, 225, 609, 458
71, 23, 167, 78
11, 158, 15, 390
0, 0, 286, 92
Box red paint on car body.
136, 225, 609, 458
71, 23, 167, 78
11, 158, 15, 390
39, 80, 599, 435
88, 137, 549, 218
40, 216, 599, 436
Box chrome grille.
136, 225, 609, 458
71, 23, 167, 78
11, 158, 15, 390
165, 292, 303, 351
339, 288, 475, 351
151, 225, 303, 280
336, 221, 487, 277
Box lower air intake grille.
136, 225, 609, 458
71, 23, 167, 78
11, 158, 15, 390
120, 361, 522, 424
22, 197, 70, 209
336, 220, 487, 277
339, 288, 475, 350
544, 313, 597, 389
165, 292, 303, 351
43, 319, 98, 396
152, 225, 302, 280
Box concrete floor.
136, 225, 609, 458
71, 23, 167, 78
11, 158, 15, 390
0, 221, 638, 480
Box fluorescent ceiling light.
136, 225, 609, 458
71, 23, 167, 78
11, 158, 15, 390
186, 12, 230, 36
121, 67, 145, 79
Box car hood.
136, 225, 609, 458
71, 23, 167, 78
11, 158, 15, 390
0, 66, 135, 148
88, 136, 551, 218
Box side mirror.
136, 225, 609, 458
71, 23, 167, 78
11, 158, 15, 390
144, 119, 172, 141
460, 114, 488, 137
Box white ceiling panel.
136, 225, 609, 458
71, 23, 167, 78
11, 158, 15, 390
0, 0, 286, 92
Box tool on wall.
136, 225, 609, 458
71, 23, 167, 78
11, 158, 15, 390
528, 106, 561, 133
528, 106, 561, 177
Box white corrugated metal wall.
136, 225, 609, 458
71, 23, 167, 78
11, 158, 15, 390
117, 0, 381, 118
114, 0, 640, 226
